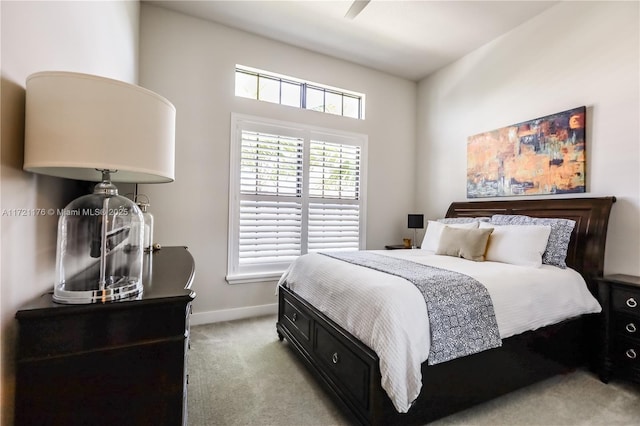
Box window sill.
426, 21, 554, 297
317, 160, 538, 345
225, 271, 284, 285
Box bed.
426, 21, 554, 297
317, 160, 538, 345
276, 197, 615, 425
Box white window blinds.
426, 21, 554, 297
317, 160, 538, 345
308, 140, 361, 253
239, 131, 303, 265
228, 114, 367, 283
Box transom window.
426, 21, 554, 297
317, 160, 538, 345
235, 65, 365, 120
227, 114, 368, 284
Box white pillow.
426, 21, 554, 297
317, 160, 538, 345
479, 222, 551, 267
421, 220, 479, 252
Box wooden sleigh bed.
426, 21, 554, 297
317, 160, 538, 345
276, 197, 615, 425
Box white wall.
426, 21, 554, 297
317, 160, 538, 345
0, 1, 139, 423
416, 1, 639, 276
139, 4, 417, 324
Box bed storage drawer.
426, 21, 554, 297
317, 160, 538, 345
282, 298, 311, 345
277, 286, 380, 425
314, 322, 371, 410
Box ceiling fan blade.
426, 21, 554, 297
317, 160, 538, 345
344, 0, 371, 19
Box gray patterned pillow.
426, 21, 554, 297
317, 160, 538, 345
490, 214, 576, 268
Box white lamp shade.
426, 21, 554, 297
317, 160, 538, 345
24, 71, 175, 183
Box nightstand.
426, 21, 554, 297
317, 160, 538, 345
384, 244, 412, 250
597, 274, 640, 384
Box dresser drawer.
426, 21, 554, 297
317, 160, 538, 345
17, 303, 190, 359
282, 298, 311, 345
612, 288, 640, 316
613, 338, 639, 369
314, 322, 371, 409
613, 314, 640, 341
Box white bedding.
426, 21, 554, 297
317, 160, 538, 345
277, 249, 601, 413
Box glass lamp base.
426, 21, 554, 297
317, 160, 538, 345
53, 171, 145, 305
53, 279, 142, 304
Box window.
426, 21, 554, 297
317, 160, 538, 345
227, 114, 367, 284
234, 65, 365, 120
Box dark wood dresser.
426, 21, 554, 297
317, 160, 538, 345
598, 274, 640, 384
14, 246, 196, 426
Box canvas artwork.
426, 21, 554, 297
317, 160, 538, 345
467, 106, 586, 198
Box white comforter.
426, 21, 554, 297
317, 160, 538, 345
277, 250, 601, 413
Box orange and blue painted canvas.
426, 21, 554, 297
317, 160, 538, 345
467, 106, 586, 198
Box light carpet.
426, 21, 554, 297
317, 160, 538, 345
187, 315, 639, 425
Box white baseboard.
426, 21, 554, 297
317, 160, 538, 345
190, 303, 278, 326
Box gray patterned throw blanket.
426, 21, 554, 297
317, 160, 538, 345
321, 251, 502, 365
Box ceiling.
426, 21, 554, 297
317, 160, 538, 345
145, 0, 559, 81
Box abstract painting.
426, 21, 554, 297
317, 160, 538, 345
467, 106, 586, 198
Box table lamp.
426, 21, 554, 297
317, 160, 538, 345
23, 71, 175, 304
408, 214, 424, 249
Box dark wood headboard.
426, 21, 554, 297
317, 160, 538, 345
445, 197, 616, 293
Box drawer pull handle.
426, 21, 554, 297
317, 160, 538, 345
292, 312, 298, 322
626, 297, 638, 308
626, 323, 637, 333
625, 349, 637, 359
332, 352, 340, 364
